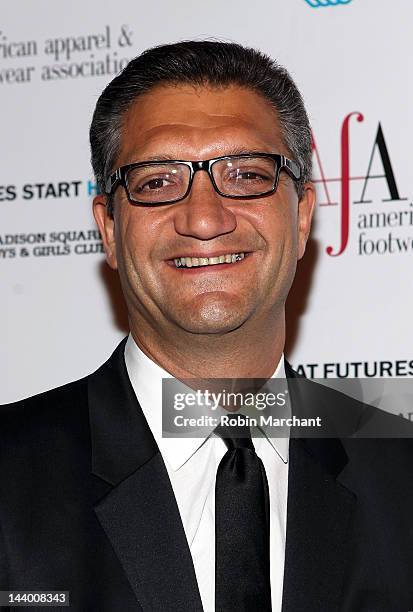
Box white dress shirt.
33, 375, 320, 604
125, 334, 289, 612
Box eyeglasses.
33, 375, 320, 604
105, 153, 301, 206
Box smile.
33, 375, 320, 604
173, 252, 246, 268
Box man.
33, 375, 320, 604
1, 41, 413, 612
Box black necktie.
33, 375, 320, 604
215, 421, 272, 612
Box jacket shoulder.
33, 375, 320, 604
0, 376, 90, 442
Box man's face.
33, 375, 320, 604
94, 84, 315, 336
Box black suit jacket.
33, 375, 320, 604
1, 339, 413, 611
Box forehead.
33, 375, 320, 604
117, 84, 285, 165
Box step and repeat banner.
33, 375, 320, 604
2, 0, 412, 408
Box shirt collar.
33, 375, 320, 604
124, 333, 289, 471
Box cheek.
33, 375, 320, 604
252, 203, 297, 255
116, 212, 170, 300
253, 206, 299, 298
115, 212, 148, 279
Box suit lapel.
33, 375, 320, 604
282, 439, 356, 612
88, 339, 203, 612
282, 363, 357, 611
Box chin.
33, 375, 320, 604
168, 304, 246, 336
179, 319, 245, 335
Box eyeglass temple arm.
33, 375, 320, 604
105, 168, 122, 195
281, 156, 301, 181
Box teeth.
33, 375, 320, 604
173, 253, 246, 268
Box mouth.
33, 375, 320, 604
172, 252, 247, 268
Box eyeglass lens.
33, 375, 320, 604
125, 156, 278, 203
213, 156, 277, 197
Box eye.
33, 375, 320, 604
226, 167, 273, 183
130, 171, 180, 195
139, 177, 172, 192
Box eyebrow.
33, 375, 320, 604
129, 147, 273, 163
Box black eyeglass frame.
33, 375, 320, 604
104, 153, 301, 206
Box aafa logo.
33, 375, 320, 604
313, 112, 409, 257
304, 0, 352, 7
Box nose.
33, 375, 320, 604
173, 170, 237, 240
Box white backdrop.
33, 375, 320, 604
2, 0, 412, 406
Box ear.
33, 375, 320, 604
93, 195, 118, 269
297, 182, 316, 260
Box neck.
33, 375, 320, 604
129, 312, 285, 381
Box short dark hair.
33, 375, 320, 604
90, 40, 312, 213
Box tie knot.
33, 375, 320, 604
214, 420, 255, 451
